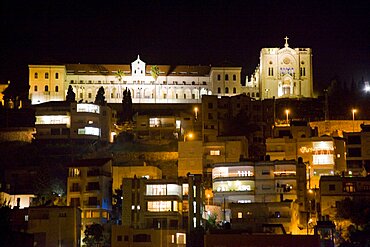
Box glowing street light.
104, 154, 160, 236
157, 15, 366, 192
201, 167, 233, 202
184, 132, 194, 142
285, 109, 290, 124
194, 107, 199, 120
352, 109, 357, 132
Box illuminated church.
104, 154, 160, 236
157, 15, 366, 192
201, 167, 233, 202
246, 37, 313, 99
28, 37, 313, 104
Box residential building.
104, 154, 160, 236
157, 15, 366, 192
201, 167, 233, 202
342, 124, 370, 175
230, 201, 299, 234
211, 160, 306, 205
266, 121, 346, 188
112, 164, 162, 192
10, 206, 81, 247
34, 101, 116, 142
67, 158, 113, 240
320, 175, 370, 219
178, 136, 248, 178
111, 175, 203, 247
246, 36, 313, 99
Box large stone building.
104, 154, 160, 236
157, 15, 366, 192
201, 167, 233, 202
246, 37, 313, 99
28, 38, 314, 105
28, 56, 243, 105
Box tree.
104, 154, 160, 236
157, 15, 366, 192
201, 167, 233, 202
0, 200, 12, 247
94, 87, 106, 105
66, 85, 76, 102
150, 65, 160, 81
83, 223, 104, 247
111, 189, 123, 224
115, 69, 125, 83
120, 88, 133, 123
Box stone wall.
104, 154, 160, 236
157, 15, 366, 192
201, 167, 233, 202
113, 151, 178, 178
0, 128, 35, 143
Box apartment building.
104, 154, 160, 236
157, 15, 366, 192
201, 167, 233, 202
67, 158, 113, 240
112, 175, 203, 247
10, 206, 81, 247
34, 101, 116, 142
320, 176, 370, 219
266, 121, 346, 188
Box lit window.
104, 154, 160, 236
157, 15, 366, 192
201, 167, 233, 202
78, 127, 100, 136
25, 215, 29, 221
147, 201, 172, 212
149, 118, 161, 127
85, 211, 92, 218
35, 115, 70, 125
131, 205, 135, 210
237, 212, 243, 218
77, 103, 100, 113
176, 233, 186, 244
210, 150, 220, 156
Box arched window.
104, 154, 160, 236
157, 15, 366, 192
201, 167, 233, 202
55, 86, 59, 92
256, 92, 260, 97
34, 72, 38, 79
233, 75, 236, 81
45, 85, 49, 92
45, 72, 49, 79
217, 74, 221, 81
34, 85, 38, 92
233, 87, 236, 93
217, 87, 221, 94
225, 74, 229, 81
225, 87, 229, 94
252, 92, 255, 97
55, 73, 59, 79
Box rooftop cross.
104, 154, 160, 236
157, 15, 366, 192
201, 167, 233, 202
284, 36, 289, 47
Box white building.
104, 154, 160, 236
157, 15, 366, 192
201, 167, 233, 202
29, 56, 243, 105
246, 37, 313, 99
34, 101, 116, 142
28, 38, 314, 104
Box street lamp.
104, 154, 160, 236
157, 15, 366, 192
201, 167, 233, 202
184, 132, 194, 142
352, 109, 357, 132
194, 107, 198, 121
285, 109, 290, 124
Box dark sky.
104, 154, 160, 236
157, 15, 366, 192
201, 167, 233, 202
1, 0, 369, 93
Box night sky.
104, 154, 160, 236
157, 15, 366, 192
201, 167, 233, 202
1, 0, 369, 94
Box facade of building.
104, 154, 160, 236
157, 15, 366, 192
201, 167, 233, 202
320, 176, 370, 219
211, 160, 306, 205
10, 206, 81, 247
178, 136, 248, 177
66, 158, 113, 240
112, 176, 203, 247
266, 121, 346, 188
343, 124, 370, 175
34, 101, 116, 142
246, 37, 313, 99
28, 38, 315, 105
29, 56, 243, 105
